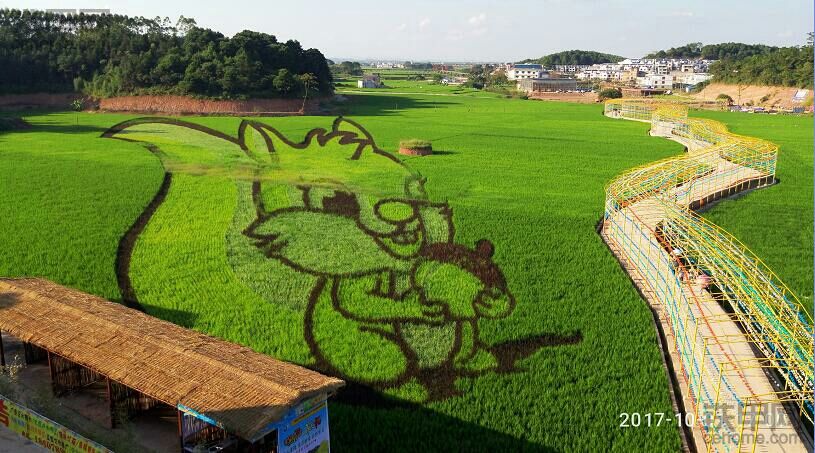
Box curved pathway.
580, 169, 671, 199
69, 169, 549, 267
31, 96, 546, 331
601, 100, 812, 453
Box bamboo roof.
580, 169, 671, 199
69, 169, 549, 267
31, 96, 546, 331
0, 278, 344, 441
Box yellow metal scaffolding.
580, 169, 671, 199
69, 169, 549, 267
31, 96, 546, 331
602, 99, 813, 453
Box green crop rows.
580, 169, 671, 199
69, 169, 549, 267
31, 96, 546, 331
693, 110, 814, 316
0, 96, 810, 452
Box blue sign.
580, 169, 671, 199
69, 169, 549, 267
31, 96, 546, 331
277, 398, 330, 453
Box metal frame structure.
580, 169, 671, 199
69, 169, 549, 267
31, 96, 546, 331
602, 99, 813, 453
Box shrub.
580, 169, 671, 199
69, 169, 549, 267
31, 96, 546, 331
399, 139, 432, 151
598, 88, 622, 100
716, 93, 734, 105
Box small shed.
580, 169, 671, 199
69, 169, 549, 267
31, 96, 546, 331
0, 278, 344, 453
357, 74, 382, 88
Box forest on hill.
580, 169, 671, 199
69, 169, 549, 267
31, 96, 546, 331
644, 42, 778, 60
646, 39, 814, 88
520, 50, 624, 66
709, 46, 813, 88
0, 9, 333, 98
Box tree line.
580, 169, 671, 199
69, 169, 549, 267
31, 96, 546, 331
644, 42, 779, 60
0, 9, 333, 98
709, 45, 813, 88
520, 50, 624, 67
331, 61, 363, 76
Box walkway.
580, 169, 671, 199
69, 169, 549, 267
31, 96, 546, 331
602, 100, 811, 453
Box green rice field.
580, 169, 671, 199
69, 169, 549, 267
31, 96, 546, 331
0, 93, 810, 451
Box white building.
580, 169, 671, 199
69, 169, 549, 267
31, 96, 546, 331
507, 64, 545, 80
637, 74, 673, 89
653, 64, 670, 75
577, 64, 631, 82
553, 65, 591, 74
672, 72, 712, 91
46, 8, 111, 14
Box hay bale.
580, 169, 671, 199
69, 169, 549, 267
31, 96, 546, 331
398, 139, 433, 156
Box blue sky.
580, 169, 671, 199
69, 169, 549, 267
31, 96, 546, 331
6, 0, 813, 61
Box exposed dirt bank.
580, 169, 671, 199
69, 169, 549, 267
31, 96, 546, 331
693, 83, 811, 110
98, 95, 320, 115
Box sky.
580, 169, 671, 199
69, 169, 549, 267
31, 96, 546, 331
4, 0, 813, 61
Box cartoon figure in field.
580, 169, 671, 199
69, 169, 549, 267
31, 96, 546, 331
104, 117, 579, 401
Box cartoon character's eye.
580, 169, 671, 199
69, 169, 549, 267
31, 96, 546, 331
375, 200, 418, 223
476, 286, 508, 306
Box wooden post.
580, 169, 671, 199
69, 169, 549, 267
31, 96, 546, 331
107, 377, 115, 429
0, 331, 5, 368
47, 351, 56, 395
177, 410, 185, 452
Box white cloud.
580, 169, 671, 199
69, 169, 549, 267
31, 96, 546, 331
468, 12, 487, 26
396, 23, 407, 32
669, 11, 694, 17
472, 27, 488, 36
418, 18, 431, 30
446, 29, 465, 41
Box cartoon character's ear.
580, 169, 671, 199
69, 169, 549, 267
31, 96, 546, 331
332, 117, 375, 143
475, 239, 495, 259
238, 121, 276, 166
241, 120, 305, 155
103, 117, 245, 149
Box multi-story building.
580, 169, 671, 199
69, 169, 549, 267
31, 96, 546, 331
553, 65, 591, 74
576, 58, 715, 83
637, 74, 673, 89
507, 64, 545, 80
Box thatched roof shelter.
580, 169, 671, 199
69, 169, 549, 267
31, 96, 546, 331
0, 278, 343, 441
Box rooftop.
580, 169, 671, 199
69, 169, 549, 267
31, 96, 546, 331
0, 278, 344, 441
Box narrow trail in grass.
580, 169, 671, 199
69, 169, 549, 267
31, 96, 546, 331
600, 100, 813, 453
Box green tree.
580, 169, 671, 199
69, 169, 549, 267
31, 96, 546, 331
489, 71, 509, 87
0, 9, 335, 98
334, 61, 363, 76
464, 65, 487, 89
273, 68, 297, 96
298, 73, 318, 97
521, 50, 624, 67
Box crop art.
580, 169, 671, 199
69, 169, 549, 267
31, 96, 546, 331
103, 117, 580, 402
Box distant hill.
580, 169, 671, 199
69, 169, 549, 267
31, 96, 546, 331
644, 42, 778, 60
520, 50, 624, 67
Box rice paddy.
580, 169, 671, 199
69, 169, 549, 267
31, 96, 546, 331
0, 95, 809, 451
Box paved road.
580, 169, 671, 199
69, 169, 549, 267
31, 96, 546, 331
0, 424, 45, 452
